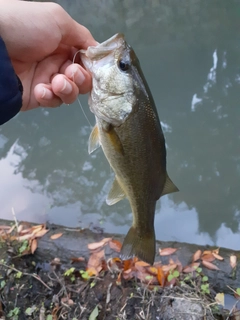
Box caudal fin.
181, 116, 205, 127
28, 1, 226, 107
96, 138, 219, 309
120, 227, 155, 265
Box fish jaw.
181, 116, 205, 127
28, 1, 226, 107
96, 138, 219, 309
80, 34, 136, 127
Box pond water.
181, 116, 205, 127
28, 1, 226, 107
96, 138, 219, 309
1, 0, 240, 250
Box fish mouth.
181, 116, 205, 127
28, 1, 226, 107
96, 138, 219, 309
80, 33, 125, 72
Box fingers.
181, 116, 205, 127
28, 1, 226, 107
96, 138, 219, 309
34, 63, 92, 107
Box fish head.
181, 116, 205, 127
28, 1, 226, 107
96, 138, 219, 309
81, 34, 147, 127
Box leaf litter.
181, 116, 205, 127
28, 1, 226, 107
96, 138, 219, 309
0, 222, 239, 319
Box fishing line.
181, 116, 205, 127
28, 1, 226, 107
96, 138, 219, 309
72, 49, 93, 128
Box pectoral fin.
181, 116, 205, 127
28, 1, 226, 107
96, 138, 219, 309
161, 174, 179, 196
104, 126, 124, 155
88, 124, 100, 154
106, 177, 126, 205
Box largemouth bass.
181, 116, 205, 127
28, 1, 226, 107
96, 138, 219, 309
81, 34, 178, 264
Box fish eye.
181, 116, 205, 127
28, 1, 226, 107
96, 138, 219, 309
118, 59, 129, 72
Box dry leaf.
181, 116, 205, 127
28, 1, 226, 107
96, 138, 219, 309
70, 257, 85, 263
157, 266, 165, 286
147, 266, 158, 276
162, 263, 177, 273
88, 240, 105, 251
31, 226, 44, 236
50, 233, 63, 240
202, 260, 219, 270
17, 233, 33, 241
34, 229, 49, 238
101, 237, 112, 244
135, 260, 150, 267
202, 250, 212, 255
109, 239, 122, 252
215, 293, 225, 306
230, 255, 237, 269
7, 225, 15, 234
201, 253, 215, 262
183, 262, 200, 273
192, 250, 202, 262
0, 225, 11, 230
159, 247, 178, 256
31, 238, 38, 254
87, 249, 105, 275
212, 252, 224, 261
212, 248, 220, 255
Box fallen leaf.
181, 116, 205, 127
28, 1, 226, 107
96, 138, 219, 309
31, 239, 38, 254
123, 258, 136, 271
87, 249, 105, 275
89, 305, 99, 320
101, 237, 112, 244
201, 253, 215, 262
192, 250, 202, 262
34, 229, 49, 238
202, 250, 212, 255
135, 260, 150, 267
0, 225, 11, 230
212, 248, 220, 255
183, 262, 200, 273
70, 257, 85, 263
7, 225, 15, 234
88, 240, 106, 251
147, 266, 158, 276
215, 293, 225, 306
50, 233, 63, 240
159, 248, 178, 256
212, 252, 224, 261
162, 264, 177, 273
202, 260, 219, 271
17, 233, 33, 241
157, 266, 165, 286
31, 226, 44, 236
230, 255, 237, 269
109, 239, 122, 252
122, 268, 134, 280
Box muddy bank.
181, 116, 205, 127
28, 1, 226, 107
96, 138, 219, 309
0, 219, 239, 320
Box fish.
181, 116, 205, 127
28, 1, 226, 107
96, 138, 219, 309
80, 33, 178, 264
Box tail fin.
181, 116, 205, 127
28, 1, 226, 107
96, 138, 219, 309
120, 226, 155, 265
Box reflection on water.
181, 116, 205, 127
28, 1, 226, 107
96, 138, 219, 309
0, 0, 240, 249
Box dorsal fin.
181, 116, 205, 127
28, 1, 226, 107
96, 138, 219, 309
106, 177, 126, 205
161, 174, 179, 196
88, 124, 100, 154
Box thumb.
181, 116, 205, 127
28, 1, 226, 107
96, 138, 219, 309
55, 6, 97, 49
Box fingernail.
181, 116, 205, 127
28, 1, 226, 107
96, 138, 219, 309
61, 79, 72, 94
41, 87, 52, 99
72, 66, 85, 86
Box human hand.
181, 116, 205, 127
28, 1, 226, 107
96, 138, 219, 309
0, 0, 97, 111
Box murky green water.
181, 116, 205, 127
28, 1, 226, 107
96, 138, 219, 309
1, 0, 240, 249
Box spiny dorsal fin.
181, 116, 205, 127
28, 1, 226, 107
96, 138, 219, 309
106, 177, 126, 205
88, 124, 100, 154
161, 174, 179, 197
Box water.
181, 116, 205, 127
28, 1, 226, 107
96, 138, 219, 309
1, 0, 240, 250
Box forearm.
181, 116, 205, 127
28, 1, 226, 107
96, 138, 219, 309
0, 37, 23, 125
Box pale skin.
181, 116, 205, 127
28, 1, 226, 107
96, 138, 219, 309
0, 0, 97, 111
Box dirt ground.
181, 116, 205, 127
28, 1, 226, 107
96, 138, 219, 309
0, 222, 239, 320
0, 251, 231, 320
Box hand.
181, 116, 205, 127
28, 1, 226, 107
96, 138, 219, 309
0, 0, 97, 111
